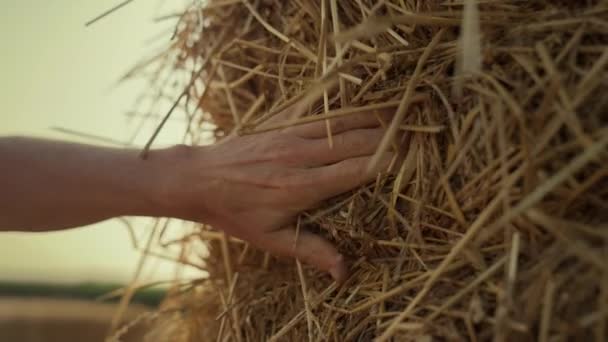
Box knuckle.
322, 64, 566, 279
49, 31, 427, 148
371, 129, 386, 147
264, 135, 301, 161
347, 136, 365, 153
337, 129, 375, 151
331, 118, 347, 132
353, 158, 369, 178
274, 168, 303, 189
379, 111, 394, 124
354, 130, 372, 148
334, 132, 348, 148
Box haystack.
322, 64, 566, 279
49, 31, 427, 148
119, 1, 608, 341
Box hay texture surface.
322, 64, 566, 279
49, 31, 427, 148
132, 1, 608, 341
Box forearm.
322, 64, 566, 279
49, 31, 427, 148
0, 137, 175, 232
0, 107, 390, 280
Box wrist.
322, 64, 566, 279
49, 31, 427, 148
144, 144, 209, 220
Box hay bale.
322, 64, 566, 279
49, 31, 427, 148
132, 1, 607, 341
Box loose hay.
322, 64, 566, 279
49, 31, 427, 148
125, 0, 608, 341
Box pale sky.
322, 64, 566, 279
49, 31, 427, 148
0, 0, 203, 284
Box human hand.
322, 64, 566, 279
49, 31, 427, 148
163, 109, 400, 282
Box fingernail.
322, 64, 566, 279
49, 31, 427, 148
329, 254, 348, 283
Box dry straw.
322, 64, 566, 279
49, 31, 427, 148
118, 0, 607, 341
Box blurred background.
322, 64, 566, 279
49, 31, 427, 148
0, 1, 202, 340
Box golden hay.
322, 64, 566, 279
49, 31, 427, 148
123, 1, 607, 341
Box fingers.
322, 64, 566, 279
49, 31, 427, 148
262, 80, 340, 127
305, 152, 396, 200
289, 110, 392, 139
296, 128, 384, 167
253, 227, 348, 282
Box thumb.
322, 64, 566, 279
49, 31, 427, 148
253, 227, 348, 283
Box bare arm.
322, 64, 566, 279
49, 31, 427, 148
0, 110, 398, 281
0, 137, 171, 231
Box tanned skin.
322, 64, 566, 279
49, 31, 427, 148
0, 108, 398, 282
